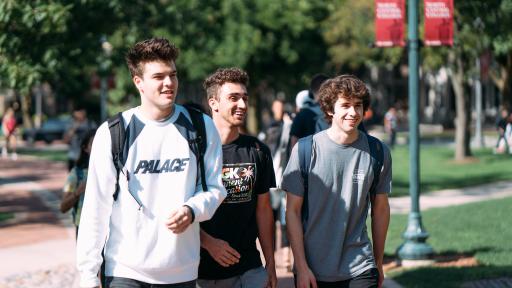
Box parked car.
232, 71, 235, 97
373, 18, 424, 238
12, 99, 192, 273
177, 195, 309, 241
22, 117, 71, 144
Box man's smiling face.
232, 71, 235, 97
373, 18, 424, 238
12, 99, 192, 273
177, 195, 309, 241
134, 60, 178, 111
331, 96, 363, 135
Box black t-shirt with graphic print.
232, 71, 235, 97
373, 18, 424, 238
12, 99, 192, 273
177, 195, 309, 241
199, 134, 276, 280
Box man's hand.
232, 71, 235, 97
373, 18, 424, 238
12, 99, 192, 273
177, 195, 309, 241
166, 206, 193, 234
265, 262, 277, 288
376, 262, 384, 288
203, 237, 240, 267
295, 267, 317, 288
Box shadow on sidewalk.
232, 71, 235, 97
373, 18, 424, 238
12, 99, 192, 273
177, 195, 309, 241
0, 190, 63, 228
0, 176, 42, 185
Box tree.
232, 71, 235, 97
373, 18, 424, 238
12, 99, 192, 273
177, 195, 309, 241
0, 0, 127, 124
0, 0, 72, 127
487, 0, 512, 108
323, 0, 502, 161
2, 0, 336, 133
422, 1, 503, 160
104, 0, 334, 131
322, 0, 403, 72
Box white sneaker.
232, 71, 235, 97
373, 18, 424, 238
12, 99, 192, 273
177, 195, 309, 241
1, 147, 7, 158
11, 153, 17, 160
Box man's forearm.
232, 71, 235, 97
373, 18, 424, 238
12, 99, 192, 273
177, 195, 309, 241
60, 192, 80, 213
200, 228, 214, 250
371, 202, 390, 265
256, 204, 275, 266
286, 210, 309, 271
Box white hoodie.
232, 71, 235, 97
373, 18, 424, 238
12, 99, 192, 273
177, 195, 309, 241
76, 105, 226, 287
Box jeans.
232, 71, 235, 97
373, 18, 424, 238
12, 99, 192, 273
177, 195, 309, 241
105, 277, 196, 288
295, 268, 379, 288
196, 266, 268, 288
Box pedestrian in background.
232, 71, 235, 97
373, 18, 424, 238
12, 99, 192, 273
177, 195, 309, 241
60, 130, 96, 238
384, 106, 397, 149
495, 108, 509, 154
260, 97, 294, 270
1, 107, 18, 160
289, 74, 329, 149
64, 108, 97, 171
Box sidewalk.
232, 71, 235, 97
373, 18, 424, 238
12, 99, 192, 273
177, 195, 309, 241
2, 155, 512, 287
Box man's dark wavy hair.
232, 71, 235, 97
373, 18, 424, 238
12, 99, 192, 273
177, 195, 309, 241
318, 75, 370, 124
203, 67, 249, 100
125, 38, 179, 78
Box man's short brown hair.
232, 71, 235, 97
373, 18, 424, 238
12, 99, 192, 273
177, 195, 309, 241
125, 38, 179, 78
318, 75, 370, 124
203, 67, 249, 100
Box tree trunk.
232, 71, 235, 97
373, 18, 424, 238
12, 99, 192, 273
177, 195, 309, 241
450, 54, 472, 161
21, 91, 33, 129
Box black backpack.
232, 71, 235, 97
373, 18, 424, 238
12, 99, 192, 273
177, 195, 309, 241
107, 106, 208, 208
298, 133, 383, 223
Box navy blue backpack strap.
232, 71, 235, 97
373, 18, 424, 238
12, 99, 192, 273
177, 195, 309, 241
298, 135, 313, 223
358, 122, 368, 134
108, 112, 125, 201
367, 134, 384, 196
183, 106, 208, 192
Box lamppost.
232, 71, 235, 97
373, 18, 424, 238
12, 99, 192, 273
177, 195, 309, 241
396, 0, 434, 264
99, 35, 113, 122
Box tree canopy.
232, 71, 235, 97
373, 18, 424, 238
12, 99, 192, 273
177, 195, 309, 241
1, 0, 511, 133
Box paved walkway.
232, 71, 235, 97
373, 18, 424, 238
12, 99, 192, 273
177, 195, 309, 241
1, 154, 511, 287
390, 181, 512, 214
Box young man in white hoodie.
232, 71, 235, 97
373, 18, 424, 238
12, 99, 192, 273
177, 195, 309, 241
76, 38, 227, 288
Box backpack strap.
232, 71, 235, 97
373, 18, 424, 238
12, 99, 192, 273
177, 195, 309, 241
249, 139, 262, 182
298, 135, 313, 223
108, 112, 125, 201
367, 134, 384, 196
72, 167, 85, 216
183, 106, 208, 192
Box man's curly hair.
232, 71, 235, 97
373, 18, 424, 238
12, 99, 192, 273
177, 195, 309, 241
203, 67, 249, 100
318, 75, 370, 124
125, 38, 179, 78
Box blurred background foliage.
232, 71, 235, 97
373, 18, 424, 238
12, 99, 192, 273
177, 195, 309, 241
1, 0, 511, 136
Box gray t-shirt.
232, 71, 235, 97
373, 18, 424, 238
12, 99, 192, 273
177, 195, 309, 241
281, 130, 392, 281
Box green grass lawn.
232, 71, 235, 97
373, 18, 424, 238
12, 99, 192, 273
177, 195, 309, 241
17, 147, 67, 162
384, 197, 512, 288
391, 146, 512, 197
0, 212, 14, 223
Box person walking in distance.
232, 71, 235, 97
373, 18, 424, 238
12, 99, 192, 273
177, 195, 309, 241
198, 67, 277, 288
289, 74, 329, 149
76, 38, 226, 288
64, 108, 97, 171
60, 130, 96, 238
283, 75, 391, 288
2, 107, 18, 160
384, 106, 397, 149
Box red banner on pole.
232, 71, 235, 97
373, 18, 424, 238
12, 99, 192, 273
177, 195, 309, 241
424, 0, 453, 46
375, 0, 405, 47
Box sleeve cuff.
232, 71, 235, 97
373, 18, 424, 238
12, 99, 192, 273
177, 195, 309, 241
183, 205, 195, 223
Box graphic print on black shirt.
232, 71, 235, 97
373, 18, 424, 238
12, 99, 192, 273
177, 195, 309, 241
222, 163, 255, 203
